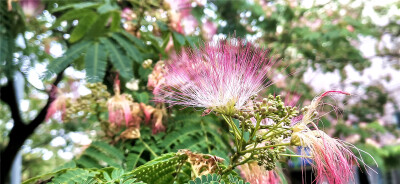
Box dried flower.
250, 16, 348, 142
147, 61, 166, 95
107, 75, 135, 127
154, 38, 276, 115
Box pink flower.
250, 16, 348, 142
121, 7, 134, 21
154, 38, 276, 115
140, 102, 155, 124
147, 61, 166, 95
239, 162, 281, 184
165, 0, 198, 35
107, 75, 135, 127
202, 20, 217, 40
290, 91, 376, 184
20, 0, 44, 18
45, 86, 68, 121
293, 130, 360, 184
152, 109, 166, 134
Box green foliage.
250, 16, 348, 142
76, 141, 124, 168
49, 168, 98, 184
84, 42, 108, 82
44, 40, 91, 78
131, 153, 187, 183
187, 174, 250, 184
124, 113, 231, 170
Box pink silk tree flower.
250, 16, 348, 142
292, 130, 363, 184
154, 38, 277, 115
239, 162, 281, 184
107, 76, 135, 127
20, 0, 44, 18
45, 86, 68, 121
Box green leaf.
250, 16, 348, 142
97, 2, 119, 14
86, 12, 111, 38
100, 37, 133, 79
121, 31, 147, 51
52, 9, 91, 29
111, 33, 143, 63
172, 32, 186, 45
110, 11, 121, 32
49, 169, 97, 184
85, 42, 108, 82
44, 40, 91, 79
51, 2, 100, 13
69, 11, 98, 43
131, 153, 187, 184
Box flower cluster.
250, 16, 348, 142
153, 37, 374, 184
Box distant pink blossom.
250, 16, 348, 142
45, 86, 68, 121
20, 0, 44, 18
154, 38, 277, 114
202, 20, 217, 40
121, 7, 134, 21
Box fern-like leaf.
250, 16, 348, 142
100, 37, 133, 79
76, 141, 124, 168
111, 33, 143, 63
44, 40, 91, 78
187, 174, 249, 184
49, 168, 97, 184
69, 10, 98, 43
85, 42, 108, 82
131, 153, 187, 184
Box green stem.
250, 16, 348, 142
249, 114, 261, 142
139, 137, 158, 157
241, 142, 291, 154
221, 114, 241, 149
280, 153, 312, 158
221, 154, 253, 175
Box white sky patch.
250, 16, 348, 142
68, 132, 92, 145
57, 149, 73, 160
49, 42, 64, 57
50, 136, 67, 147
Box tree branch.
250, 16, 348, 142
0, 70, 65, 184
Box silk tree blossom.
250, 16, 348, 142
154, 38, 277, 115
292, 130, 360, 184
290, 90, 376, 184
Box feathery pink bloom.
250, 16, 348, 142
107, 76, 135, 127
239, 162, 281, 184
154, 38, 276, 114
294, 130, 359, 184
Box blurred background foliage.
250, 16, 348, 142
0, 0, 399, 183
